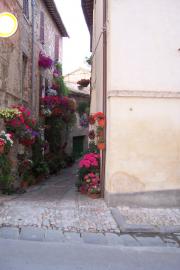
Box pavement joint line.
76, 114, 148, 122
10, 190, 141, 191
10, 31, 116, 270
0, 226, 180, 247
111, 207, 180, 234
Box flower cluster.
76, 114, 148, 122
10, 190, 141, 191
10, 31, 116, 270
39, 51, 53, 69
79, 153, 100, 169
4, 105, 39, 146
81, 172, 100, 194
0, 108, 20, 120
80, 113, 89, 128
0, 131, 13, 154
77, 152, 100, 195
40, 96, 77, 122
89, 112, 105, 150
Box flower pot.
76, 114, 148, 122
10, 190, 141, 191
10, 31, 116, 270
0, 144, 5, 154
20, 181, 29, 189
97, 143, 105, 150
88, 193, 101, 199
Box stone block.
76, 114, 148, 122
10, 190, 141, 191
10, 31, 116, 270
64, 232, 82, 243
82, 232, 108, 245
161, 235, 179, 247
0, 227, 19, 240
20, 227, 45, 241
45, 229, 65, 242
135, 236, 165, 247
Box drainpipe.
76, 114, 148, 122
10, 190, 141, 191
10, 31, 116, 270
31, 0, 36, 114
101, 0, 107, 197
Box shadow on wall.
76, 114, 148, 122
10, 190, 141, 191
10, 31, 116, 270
105, 189, 180, 208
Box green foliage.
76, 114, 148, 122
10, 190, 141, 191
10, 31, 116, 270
32, 161, 49, 177
0, 154, 13, 193
77, 102, 90, 116
53, 76, 69, 96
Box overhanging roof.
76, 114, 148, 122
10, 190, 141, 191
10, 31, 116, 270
44, 0, 68, 37
81, 0, 93, 36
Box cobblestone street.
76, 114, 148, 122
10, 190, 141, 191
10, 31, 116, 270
0, 163, 118, 233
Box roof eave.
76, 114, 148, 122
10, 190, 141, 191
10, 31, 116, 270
44, 0, 69, 37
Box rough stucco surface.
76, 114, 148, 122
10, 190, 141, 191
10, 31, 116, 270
109, 0, 180, 92
0, 0, 63, 113
106, 97, 180, 196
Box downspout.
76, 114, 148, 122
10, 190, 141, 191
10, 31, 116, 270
31, 0, 36, 114
101, 0, 107, 197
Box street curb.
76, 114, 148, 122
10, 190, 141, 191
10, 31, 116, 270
0, 226, 179, 248
111, 208, 180, 234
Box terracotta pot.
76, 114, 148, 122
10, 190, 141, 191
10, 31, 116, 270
97, 143, 105, 150
20, 181, 29, 189
88, 193, 101, 199
0, 144, 5, 154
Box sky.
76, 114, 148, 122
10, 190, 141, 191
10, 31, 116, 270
54, 0, 91, 75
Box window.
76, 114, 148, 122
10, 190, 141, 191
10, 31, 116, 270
22, 53, 28, 100
23, 0, 29, 19
40, 11, 45, 44
54, 35, 60, 61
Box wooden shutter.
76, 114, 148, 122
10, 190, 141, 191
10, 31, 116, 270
23, 0, 29, 19
40, 11, 45, 44
55, 35, 60, 60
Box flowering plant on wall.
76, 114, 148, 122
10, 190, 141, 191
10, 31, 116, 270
40, 96, 77, 124
89, 112, 105, 150
79, 113, 89, 128
77, 152, 101, 196
0, 131, 13, 154
0, 105, 39, 147
38, 51, 53, 69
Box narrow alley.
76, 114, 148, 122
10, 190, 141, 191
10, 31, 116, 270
0, 163, 118, 233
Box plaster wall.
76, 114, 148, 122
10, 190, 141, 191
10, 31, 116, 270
106, 97, 180, 192
104, 0, 180, 206
91, 0, 103, 113
109, 0, 180, 91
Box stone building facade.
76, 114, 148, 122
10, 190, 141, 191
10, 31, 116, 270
0, 0, 67, 115
64, 68, 90, 157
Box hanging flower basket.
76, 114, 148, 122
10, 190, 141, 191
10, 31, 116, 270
77, 79, 90, 87
39, 51, 53, 69
19, 137, 35, 147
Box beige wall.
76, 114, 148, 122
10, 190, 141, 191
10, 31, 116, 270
106, 97, 180, 192
109, 0, 180, 92
90, 0, 180, 206
91, 0, 103, 113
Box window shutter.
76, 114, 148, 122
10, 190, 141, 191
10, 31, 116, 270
23, 0, 29, 19
40, 11, 45, 44
55, 35, 60, 60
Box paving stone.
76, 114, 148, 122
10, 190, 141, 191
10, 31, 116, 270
174, 233, 180, 241
120, 224, 159, 233
161, 235, 179, 247
45, 229, 65, 242
20, 227, 45, 241
0, 227, 19, 240
159, 226, 180, 234
82, 232, 108, 245
116, 234, 139, 246
135, 236, 165, 247
64, 232, 82, 243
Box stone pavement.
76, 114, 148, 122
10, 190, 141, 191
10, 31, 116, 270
0, 163, 180, 248
0, 163, 118, 233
